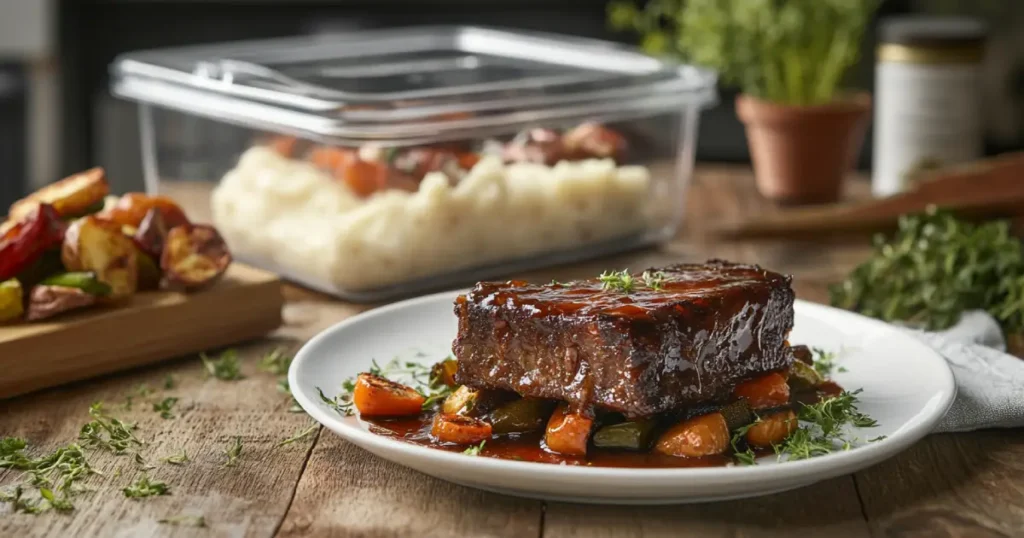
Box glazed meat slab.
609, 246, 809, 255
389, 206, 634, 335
452, 260, 795, 418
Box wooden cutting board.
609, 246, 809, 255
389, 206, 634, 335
0, 263, 283, 399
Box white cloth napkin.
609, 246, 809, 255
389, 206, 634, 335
901, 311, 1024, 433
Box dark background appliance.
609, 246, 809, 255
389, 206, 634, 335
0, 64, 26, 211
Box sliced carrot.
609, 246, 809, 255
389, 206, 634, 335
340, 158, 388, 198
654, 412, 729, 458
352, 373, 426, 417
431, 413, 492, 445
733, 372, 791, 410
308, 146, 356, 172
746, 410, 799, 448
456, 152, 481, 170
544, 403, 593, 457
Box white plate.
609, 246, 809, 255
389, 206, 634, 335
289, 291, 955, 504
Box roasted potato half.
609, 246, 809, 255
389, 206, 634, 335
9, 167, 109, 221
161, 224, 232, 289
61, 216, 138, 299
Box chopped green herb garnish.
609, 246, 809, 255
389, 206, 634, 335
163, 375, 177, 390
223, 437, 243, 467
811, 347, 839, 377
135, 384, 153, 397
200, 349, 243, 381
278, 378, 304, 413
258, 347, 292, 375
133, 452, 154, 471
122, 474, 169, 498
159, 449, 189, 465
774, 390, 878, 461
152, 397, 178, 420
159, 515, 206, 527
869, 435, 887, 442
278, 425, 318, 447
599, 269, 635, 293
317, 386, 354, 416
78, 402, 144, 454
729, 416, 760, 465
0, 437, 96, 513
641, 270, 667, 291
462, 440, 486, 456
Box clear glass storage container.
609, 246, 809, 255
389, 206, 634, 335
111, 26, 717, 301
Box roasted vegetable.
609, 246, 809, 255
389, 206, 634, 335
732, 372, 791, 410
790, 344, 814, 365
352, 373, 425, 417
746, 410, 799, 449
544, 403, 593, 456
489, 398, 556, 435
160, 224, 232, 289
430, 413, 492, 445
26, 285, 98, 321
61, 216, 138, 299
502, 128, 566, 165
562, 122, 627, 161
718, 399, 754, 432
8, 167, 109, 221
442, 385, 478, 415
135, 247, 162, 291
100, 193, 189, 230
0, 279, 24, 323
0, 204, 65, 281
787, 360, 825, 392
430, 358, 458, 388
132, 207, 168, 260
592, 418, 658, 451
40, 272, 112, 296
654, 412, 729, 458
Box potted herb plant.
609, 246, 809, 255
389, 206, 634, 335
610, 0, 880, 204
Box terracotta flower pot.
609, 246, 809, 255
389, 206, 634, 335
736, 93, 871, 205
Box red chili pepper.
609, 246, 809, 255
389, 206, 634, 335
0, 204, 66, 281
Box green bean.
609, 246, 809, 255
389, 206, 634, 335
40, 272, 112, 296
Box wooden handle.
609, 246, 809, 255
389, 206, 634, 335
714, 153, 1024, 240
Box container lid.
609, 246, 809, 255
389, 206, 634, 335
879, 16, 987, 48
111, 26, 717, 143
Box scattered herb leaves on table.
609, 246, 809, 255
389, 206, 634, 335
201, 349, 244, 381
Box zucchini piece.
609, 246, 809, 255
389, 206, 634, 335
40, 272, 112, 296
719, 399, 753, 432
592, 418, 658, 451
787, 360, 824, 392
489, 398, 556, 435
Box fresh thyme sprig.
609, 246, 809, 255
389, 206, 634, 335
200, 349, 244, 381
830, 207, 1024, 334
599, 269, 635, 293
641, 270, 667, 291
774, 390, 879, 462
223, 437, 243, 467
462, 440, 486, 456
122, 474, 169, 498
278, 378, 304, 413
0, 437, 97, 512
318, 356, 453, 416
159, 449, 189, 465
258, 347, 292, 375
78, 402, 144, 454
811, 347, 838, 377
729, 418, 759, 466
317, 386, 354, 416
152, 397, 178, 420
278, 425, 318, 447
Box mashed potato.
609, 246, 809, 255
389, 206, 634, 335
211, 146, 653, 292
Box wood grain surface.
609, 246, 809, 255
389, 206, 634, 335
0, 263, 283, 398
2, 166, 1020, 538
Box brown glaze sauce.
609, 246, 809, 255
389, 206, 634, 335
458, 262, 789, 319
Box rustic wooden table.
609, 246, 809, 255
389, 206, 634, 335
3, 166, 1022, 538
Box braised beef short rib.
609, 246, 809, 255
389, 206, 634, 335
452, 260, 794, 418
